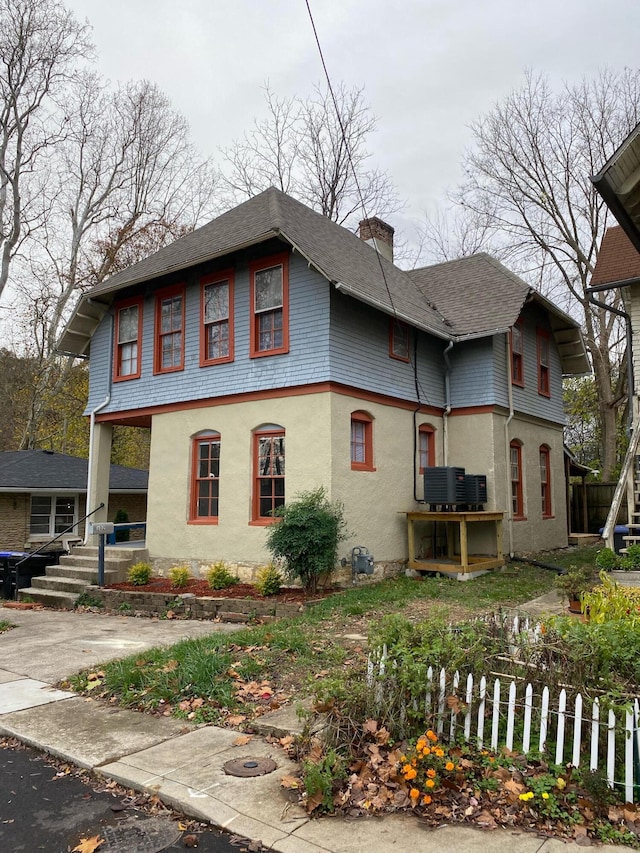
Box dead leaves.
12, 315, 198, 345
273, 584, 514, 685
85, 671, 104, 690
72, 836, 103, 853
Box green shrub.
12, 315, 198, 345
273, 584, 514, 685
595, 547, 620, 571
619, 543, 640, 570
169, 564, 191, 588
255, 563, 284, 596
206, 561, 238, 590
265, 487, 346, 594
128, 561, 152, 586
113, 508, 130, 542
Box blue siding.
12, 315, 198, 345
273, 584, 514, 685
448, 338, 496, 407
510, 304, 565, 424
328, 291, 445, 407
87, 250, 332, 415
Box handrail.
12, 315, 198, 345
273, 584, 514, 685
15, 502, 105, 568
602, 429, 640, 549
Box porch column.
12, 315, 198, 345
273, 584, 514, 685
86, 421, 113, 545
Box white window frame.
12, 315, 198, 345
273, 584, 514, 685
29, 494, 78, 541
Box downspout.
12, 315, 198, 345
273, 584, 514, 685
442, 340, 454, 466
84, 309, 114, 544
505, 333, 515, 557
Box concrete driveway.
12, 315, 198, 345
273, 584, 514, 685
0, 605, 239, 682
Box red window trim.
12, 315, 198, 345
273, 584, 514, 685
510, 440, 525, 520
510, 319, 524, 387
351, 411, 375, 471
537, 328, 551, 398
113, 296, 143, 382
540, 444, 552, 519
251, 427, 285, 524
199, 269, 235, 366
249, 252, 290, 358
153, 283, 185, 375
189, 433, 220, 524
418, 424, 435, 473
389, 318, 410, 362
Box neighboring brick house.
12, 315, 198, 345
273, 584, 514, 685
0, 450, 147, 551
58, 188, 588, 575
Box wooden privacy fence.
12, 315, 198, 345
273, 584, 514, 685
368, 641, 640, 802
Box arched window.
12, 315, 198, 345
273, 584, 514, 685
418, 424, 435, 472
190, 431, 221, 522
510, 440, 524, 519
350, 411, 375, 471
252, 425, 285, 522
540, 445, 552, 518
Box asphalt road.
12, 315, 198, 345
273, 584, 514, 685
0, 741, 260, 853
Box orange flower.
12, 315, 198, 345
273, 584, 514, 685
445, 761, 455, 771
426, 730, 437, 742
435, 748, 445, 758
422, 794, 432, 805
416, 738, 427, 752
422, 746, 431, 756
426, 778, 435, 788
403, 766, 417, 781
427, 768, 436, 778
410, 787, 420, 800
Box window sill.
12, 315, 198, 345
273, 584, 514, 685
351, 463, 376, 472
511, 380, 525, 388
188, 518, 219, 525
250, 346, 289, 359
153, 364, 184, 376
537, 390, 551, 399
542, 514, 554, 520
113, 373, 141, 383
200, 356, 234, 367
249, 518, 279, 526
513, 515, 527, 522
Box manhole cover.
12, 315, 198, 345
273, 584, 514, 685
93, 815, 181, 852
223, 756, 277, 777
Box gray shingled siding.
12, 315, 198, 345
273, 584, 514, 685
510, 304, 565, 425
448, 338, 496, 407
328, 290, 445, 407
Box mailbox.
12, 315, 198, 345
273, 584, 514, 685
89, 522, 115, 535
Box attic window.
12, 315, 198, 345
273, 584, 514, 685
389, 319, 410, 361
537, 328, 551, 397
510, 319, 524, 387
250, 253, 289, 358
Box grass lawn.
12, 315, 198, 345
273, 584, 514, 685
68, 555, 561, 724
0, 620, 14, 633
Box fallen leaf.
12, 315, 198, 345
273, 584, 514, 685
280, 774, 301, 789
183, 833, 198, 847
72, 835, 103, 853
225, 714, 246, 726
233, 735, 253, 746
363, 719, 378, 734
161, 660, 179, 672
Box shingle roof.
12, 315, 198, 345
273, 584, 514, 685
591, 225, 640, 285
58, 187, 587, 374
0, 451, 148, 491
82, 187, 451, 339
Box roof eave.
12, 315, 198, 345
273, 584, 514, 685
592, 123, 640, 252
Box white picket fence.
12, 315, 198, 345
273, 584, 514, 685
368, 617, 640, 802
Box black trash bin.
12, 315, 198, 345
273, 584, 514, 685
1, 549, 66, 599
598, 525, 629, 555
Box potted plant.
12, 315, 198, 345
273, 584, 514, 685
554, 565, 596, 613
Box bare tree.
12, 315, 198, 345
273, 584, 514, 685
444, 68, 640, 479
17, 74, 221, 448
220, 82, 400, 226
0, 0, 92, 300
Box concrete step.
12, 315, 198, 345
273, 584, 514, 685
58, 554, 134, 572
18, 587, 77, 609
67, 545, 148, 560
46, 565, 119, 583
31, 575, 114, 594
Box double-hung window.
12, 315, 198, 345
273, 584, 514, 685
351, 411, 375, 471
537, 328, 551, 397
252, 426, 285, 522
510, 440, 524, 519
511, 319, 524, 386
30, 495, 76, 539
114, 298, 142, 381
201, 272, 234, 365
389, 319, 410, 361
190, 432, 221, 522
154, 285, 185, 374
418, 424, 435, 472
540, 445, 552, 518
250, 253, 289, 357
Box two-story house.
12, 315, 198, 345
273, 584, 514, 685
58, 188, 588, 577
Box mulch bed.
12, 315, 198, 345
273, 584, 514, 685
105, 577, 338, 604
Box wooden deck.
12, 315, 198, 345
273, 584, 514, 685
406, 510, 504, 578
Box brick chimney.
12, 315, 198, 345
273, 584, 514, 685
358, 217, 394, 263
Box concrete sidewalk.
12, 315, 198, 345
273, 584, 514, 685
0, 597, 632, 853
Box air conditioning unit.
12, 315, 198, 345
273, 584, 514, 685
464, 474, 487, 506
424, 466, 466, 505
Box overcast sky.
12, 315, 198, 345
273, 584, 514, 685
60, 0, 640, 238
